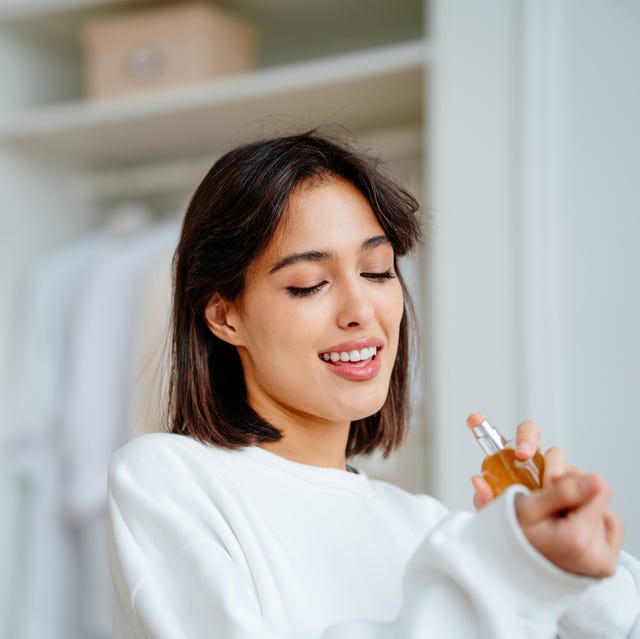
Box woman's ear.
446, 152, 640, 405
204, 294, 243, 346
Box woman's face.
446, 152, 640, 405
219, 177, 404, 430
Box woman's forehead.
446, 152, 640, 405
271, 178, 386, 252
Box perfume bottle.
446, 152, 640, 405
468, 417, 545, 497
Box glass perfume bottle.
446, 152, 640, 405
468, 417, 545, 497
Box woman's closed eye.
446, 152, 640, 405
361, 269, 396, 282
286, 270, 396, 298
286, 281, 328, 298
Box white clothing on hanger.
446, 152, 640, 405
2, 233, 113, 639
128, 251, 173, 439
60, 219, 180, 639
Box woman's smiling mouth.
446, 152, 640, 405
319, 345, 377, 363
318, 340, 383, 381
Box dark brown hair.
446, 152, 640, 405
169, 129, 421, 458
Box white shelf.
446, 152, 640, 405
0, 39, 428, 168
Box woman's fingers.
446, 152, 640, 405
466, 412, 487, 429
604, 509, 625, 550
543, 446, 568, 487
514, 419, 541, 459
472, 475, 494, 510
517, 473, 599, 525
549, 479, 619, 577
516, 474, 622, 577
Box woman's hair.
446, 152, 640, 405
169, 128, 422, 458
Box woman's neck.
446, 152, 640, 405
258, 421, 351, 471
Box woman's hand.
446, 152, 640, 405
514, 472, 623, 578
468, 413, 624, 578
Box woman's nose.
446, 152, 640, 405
336, 280, 375, 329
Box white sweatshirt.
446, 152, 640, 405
107, 433, 640, 638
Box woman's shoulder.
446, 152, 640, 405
110, 432, 205, 472
108, 432, 239, 500
113, 430, 202, 456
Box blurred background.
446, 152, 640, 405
0, 0, 638, 637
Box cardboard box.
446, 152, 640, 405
81, 2, 257, 99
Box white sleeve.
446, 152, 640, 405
558, 549, 640, 639
108, 445, 621, 639
321, 485, 597, 639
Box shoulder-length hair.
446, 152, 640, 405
169, 129, 422, 458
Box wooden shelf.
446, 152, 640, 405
0, 39, 428, 169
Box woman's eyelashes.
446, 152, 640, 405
287, 281, 328, 298
286, 269, 396, 298
361, 269, 396, 282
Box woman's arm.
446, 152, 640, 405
321, 486, 599, 638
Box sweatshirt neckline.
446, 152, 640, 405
238, 445, 377, 498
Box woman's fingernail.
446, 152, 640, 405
516, 441, 533, 456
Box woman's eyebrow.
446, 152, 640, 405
268, 235, 391, 275
269, 250, 334, 274
362, 235, 391, 251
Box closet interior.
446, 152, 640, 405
0, 1, 431, 637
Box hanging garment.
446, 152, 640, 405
3, 232, 113, 639
60, 219, 180, 639
128, 250, 174, 439
3, 212, 180, 639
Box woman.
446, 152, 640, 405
108, 130, 640, 638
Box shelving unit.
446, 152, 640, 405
0, 0, 429, 277
0, 39, 427, 167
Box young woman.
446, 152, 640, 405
107, 131, 640, 638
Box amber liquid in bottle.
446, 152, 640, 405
470, 419, 545, 497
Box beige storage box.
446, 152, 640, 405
81, 1, 257, 99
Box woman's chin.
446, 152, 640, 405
338, 397, 388, 424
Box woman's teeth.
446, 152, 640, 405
320, 346, 377, 363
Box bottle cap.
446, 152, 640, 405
470, 419, 507, 456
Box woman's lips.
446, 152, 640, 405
320, 350, 382, 381
319, 338, 383, 355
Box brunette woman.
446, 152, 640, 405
108, 131, 640, 638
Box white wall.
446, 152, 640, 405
429, 0, 640, 556
559, 0, 640, 552
428, 0, 522, 507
